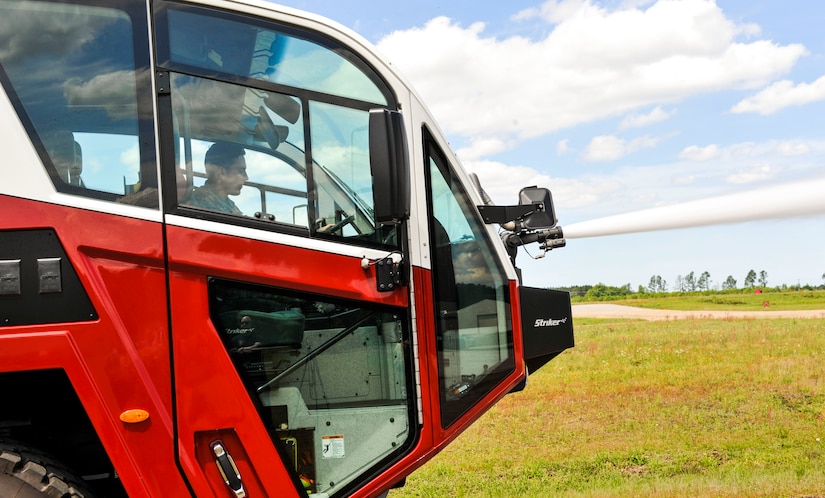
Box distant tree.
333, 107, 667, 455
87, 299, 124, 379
697, 271, 711, 291
722, 275, 737, 290
674, 275, 684, 292
684, 271, 696, 292
758, 270, 768, 287
744, 269, 757, 288
557, 285, 592, 298
648, 275, 667, 293
583, 283, 631, 301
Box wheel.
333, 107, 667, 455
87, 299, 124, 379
0, 440, 94, 498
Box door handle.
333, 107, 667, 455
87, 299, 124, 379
210, 440, 246, 498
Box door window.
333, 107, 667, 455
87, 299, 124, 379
424, 130, 515, 427
208, 279, 414, 496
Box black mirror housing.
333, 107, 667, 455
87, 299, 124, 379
369, 109, 410, 224
519, 186, 557, 229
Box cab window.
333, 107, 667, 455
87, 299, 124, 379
156, 2, 396, 246
0, 0, 156, 205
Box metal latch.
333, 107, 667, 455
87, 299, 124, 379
210, 440, 246, 498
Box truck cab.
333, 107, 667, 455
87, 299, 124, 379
0, 1, 573, 496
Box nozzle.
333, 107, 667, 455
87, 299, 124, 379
541, 238, 566, 251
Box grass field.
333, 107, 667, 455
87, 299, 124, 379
604, 289, 825, 311
392, 315, 825, 497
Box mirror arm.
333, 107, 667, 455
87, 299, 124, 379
476, 204, 537, 225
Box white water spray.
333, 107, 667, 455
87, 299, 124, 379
563, 177, 825, 239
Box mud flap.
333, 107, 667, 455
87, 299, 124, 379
518, 286, 574, 380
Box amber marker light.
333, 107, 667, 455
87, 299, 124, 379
119, 409, 150, 424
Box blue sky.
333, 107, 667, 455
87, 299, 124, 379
274, 0, 825, 291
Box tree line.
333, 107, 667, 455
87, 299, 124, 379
560, 269, 825, 300
649, 269, 769, 293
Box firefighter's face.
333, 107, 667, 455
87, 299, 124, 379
220, 156, 247, 196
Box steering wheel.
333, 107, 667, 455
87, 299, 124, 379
324, 214, 355, 234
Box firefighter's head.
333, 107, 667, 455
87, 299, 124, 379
205, 142, 247, 196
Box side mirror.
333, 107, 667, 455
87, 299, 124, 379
476, 185, 558, 228
519, 186, 557, 229
369, 109, 410, 224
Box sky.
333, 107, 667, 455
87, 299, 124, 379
273, 0, 825, 291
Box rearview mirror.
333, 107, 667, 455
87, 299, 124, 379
264, 93, 301, 124
255, 107, 289, 151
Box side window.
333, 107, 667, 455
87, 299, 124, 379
208, 279, 414, 496
169, 74, 309, 223
0, 1, 156, 205
157, 2, 397, 246
309, 102, 372, 236
424, 130, 515, 428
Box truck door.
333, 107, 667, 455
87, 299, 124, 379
153, 3, 417, 496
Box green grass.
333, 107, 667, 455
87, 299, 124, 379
608, 289, 825, 311
392, 317, 825, 497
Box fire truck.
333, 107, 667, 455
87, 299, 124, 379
0, 1, 573, 496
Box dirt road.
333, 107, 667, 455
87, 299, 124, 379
572, 303, 825, 321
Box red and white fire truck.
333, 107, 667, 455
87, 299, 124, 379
0, 1, 573, 496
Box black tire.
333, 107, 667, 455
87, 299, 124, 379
0, 440, 95, 498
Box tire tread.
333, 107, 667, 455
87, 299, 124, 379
0, 440, 92, 498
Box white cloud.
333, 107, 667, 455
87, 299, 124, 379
455, 137, 510, 160
557, 139, 573, 155
463, 159, 621, 208
726, 164, 773, 184
512, 0, 591, 24
377, 0, 805, 156
777, 140, 812, 156
582, 135, 626, 162
730, 75, 825, 115
680, 144, 721, 161
725, 139, 821, 160
730, 142, 757, 158
582, 134, 662, 162
620, 106, 675, 129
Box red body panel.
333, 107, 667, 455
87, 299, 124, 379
0, 194, 526, 497
165, 224, 410, 496
0, 195, 190, 496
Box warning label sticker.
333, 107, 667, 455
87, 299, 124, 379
321, 435, 345, 459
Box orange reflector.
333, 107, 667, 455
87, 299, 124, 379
119, 409, 150, 424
